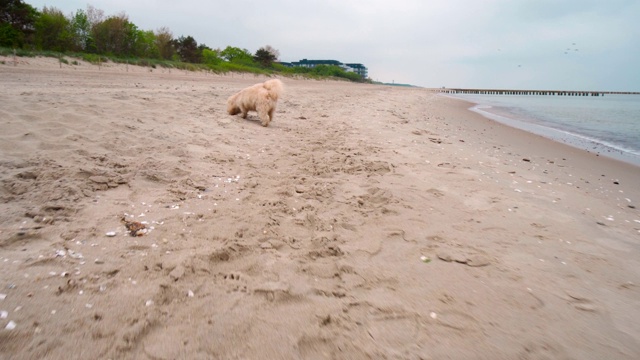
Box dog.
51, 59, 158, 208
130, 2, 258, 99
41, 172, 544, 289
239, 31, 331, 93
226, 79, 284, 127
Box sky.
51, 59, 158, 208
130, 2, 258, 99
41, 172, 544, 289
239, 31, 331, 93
27, 0, 640, 91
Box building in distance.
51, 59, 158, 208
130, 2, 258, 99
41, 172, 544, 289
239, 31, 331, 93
279, 59, 368, 79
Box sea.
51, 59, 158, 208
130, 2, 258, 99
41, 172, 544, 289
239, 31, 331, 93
445, 93, 640, 167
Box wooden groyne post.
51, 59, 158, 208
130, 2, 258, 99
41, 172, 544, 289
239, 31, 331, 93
439, 89, 640, 96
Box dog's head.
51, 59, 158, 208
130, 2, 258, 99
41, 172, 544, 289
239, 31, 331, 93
226, 95, 240, 115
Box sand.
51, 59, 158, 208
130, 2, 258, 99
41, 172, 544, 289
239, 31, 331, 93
1, 57, 639, 359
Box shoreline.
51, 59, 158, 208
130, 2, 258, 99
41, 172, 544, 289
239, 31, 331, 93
441, 93, 640, 168
1, 58, 639, 359
440, 94, 640, 207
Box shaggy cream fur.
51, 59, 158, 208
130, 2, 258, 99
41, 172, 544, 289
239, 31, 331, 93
226, 79, 284, 127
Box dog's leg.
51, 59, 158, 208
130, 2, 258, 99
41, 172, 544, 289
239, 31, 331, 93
258, 104, 271, 127
259, 111, 270, 127
240, 107, 248, 119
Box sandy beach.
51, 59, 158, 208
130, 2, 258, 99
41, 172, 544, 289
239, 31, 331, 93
1, 57, 639, 359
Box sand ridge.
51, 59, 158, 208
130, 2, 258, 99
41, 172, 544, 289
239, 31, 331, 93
1, 57, 639, 359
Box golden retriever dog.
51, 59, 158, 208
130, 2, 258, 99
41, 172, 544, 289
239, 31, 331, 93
226, 79, 284, 127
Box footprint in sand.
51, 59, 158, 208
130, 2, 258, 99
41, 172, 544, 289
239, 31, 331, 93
367, 314, 421, 348
350, 187, 397, 215
295, 334, 359, 359
436, 249, 491, 267
323, 302, 428, 355
434, 310, 481, 332
426, 188, 445, 198
565, 290, 597, 312
216, 271, 249, 293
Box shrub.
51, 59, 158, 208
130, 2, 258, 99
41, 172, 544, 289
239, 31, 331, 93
81, 53, 104, 64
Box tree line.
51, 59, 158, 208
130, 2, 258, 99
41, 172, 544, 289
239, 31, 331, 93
0, 0, 368, 82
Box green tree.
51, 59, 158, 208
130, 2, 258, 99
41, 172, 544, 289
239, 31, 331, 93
122, 21, 139, 56
202, 48, 222, 65
154, 26, 174, 60
83, 4, 104, 53
134, 29, 158, 58
34, 6, 71, 51
263, 45, 279, 60
220, 46, 254, 65
0, 0, 38, 47
0, 21, 20, 47
92, 13, 130, 56
173, 35, 199, 63
197, 43, 211, 62
253, 46, 277, 67
253, 45, 280, 67
69, 9, 91, 51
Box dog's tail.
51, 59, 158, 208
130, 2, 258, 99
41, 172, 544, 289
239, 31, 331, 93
263, 79, 284, 101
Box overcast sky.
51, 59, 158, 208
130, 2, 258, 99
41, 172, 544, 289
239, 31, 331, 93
28, 0, 640, 91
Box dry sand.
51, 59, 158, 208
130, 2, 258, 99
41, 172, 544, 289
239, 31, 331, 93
1, 57, 639, 359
